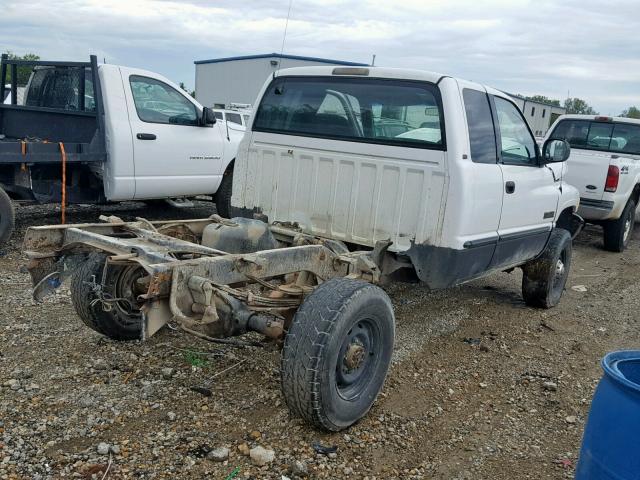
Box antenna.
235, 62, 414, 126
371, 54, 376, 66
275, 0, 294, 78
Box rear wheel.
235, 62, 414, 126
71, 253, 146, 340
281, 277, 395, 431
0, 187, 15, 246
522, 228, 572, 309
215, 169, 233, 219
603, 199, 636, 252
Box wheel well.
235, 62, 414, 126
632, 184, 640, 206
223, 159, 235, 176
556, 207, 581, 237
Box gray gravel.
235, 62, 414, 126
1, 202, 639, 478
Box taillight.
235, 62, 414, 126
605, 165, 619, 192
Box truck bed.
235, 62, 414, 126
0, 55, 106, 166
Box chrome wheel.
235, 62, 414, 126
623, 215, 632, 244
552, 249, 568, 291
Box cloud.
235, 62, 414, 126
0, 0, 638, 114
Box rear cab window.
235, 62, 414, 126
24, 67, 95, 112
550, 119, 640, 155
253, 76, 445, 149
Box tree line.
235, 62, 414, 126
2, 52, 41, 86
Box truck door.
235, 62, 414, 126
121, 68, 225, 199
455, 83, 504, 276
491, 95, 560, 268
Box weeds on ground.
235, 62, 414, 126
183, 350, 208, 368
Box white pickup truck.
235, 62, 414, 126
23, 65, 582, 432
545, 115, 640, 251
232, 66, 583, 302
0, 55, 243, 244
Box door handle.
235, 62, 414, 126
505, 181, 515, 194
136, 133, 156, 140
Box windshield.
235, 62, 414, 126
253, 77, 444, 149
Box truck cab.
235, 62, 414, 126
104, 64, 240, 201
545, 115, 640, 251
232, 66, 581, 297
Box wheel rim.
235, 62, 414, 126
552, 249, 568, 291
112, 265, 147, 323
335, 318, 381, 401
623, 211, 633, 244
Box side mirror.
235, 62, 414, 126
542, 138, 571, 164
201, 107, 216, 127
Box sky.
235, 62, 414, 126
1, 0, 638, 114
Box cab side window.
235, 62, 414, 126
129, 75, 198, 126
493, 97, 537, 166
463, 89, 497, 164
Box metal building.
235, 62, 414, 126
507, 93, 566, 137
194, 53, 368, 108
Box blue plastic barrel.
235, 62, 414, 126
576, 350, 640, 479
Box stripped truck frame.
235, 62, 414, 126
25, 215, 396, 430
26, 66, 582, 431
25, 216, 378, 338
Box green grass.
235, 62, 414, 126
224, 467, 241, 479
183, 350, 208, 368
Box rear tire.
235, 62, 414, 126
214, 169, 233, 219
522, 228, 572, 309
281, 277, 395, 431
0, 187, 16, 245
71, 253, 145, 340
603, 199, 636, 252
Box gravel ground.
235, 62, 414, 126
1, 201, 639, 479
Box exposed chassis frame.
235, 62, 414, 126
24, 215, 389, 342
